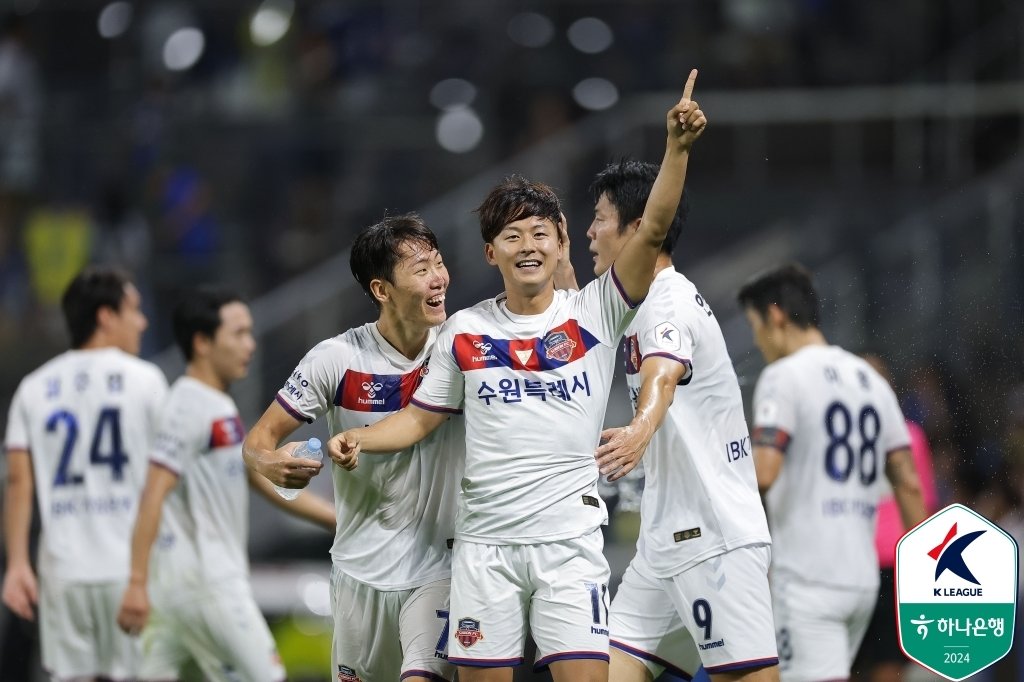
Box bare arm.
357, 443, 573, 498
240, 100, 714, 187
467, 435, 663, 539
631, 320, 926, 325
242, 401, 323, 488
248, 468, 336, 531
613, 70, 707, 304
2, 449, 37, 620
116, 463, 179, 634
885, 448, 927, 529
327, 404, 449, 469
753, 445, 785, 495
595, 357, 684, 481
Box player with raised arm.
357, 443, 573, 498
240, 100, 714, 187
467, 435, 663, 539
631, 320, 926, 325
737, 264, 927, 682
3, 267, 168, 681
328, 70, 706, 682
241, 214, 464, 682
584, 159, 778, 682
115, 287, 335, 681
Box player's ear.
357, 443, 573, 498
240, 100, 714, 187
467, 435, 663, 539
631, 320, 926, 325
483, 242, 497, 266
626, 217, 641, 236
369, 278, 389, 306
192, 331, 213, 358
767, 304, 787, 328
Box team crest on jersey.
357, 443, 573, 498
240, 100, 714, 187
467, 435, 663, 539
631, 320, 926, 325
337, 664, 362, 682
543, 330, 577, 362
456, 617, 484, 648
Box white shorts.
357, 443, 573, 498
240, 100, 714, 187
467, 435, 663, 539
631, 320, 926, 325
448, 528, 610, 671
610, 544, 778, 677
771, 570, 876, 682
39, 577, 141, 681
140, 578, 285, 682
331, 568, 455, 682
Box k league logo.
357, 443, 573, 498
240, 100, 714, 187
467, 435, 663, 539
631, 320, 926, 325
895, 503, 1018, 681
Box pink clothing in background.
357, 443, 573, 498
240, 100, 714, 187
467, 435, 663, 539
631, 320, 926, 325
875, 420, 937, 568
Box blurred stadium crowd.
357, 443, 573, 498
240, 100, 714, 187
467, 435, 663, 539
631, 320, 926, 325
0, 0, 1022, 679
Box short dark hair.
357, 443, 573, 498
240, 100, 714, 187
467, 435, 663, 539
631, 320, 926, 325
475, 175, 562, 243
172, 287, 243, 361
61, 267, 133, 349
350, 213, 440, 309
736, 263, 821, 329
589, 159, 689, 255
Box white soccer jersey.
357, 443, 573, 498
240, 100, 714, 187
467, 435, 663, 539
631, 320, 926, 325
752, 344, 910, 589
3, 348, 167, 582
413, 266, 637, 544
277, 322, 464, 591
623, 267, 770, 577
148, 376, 251, 589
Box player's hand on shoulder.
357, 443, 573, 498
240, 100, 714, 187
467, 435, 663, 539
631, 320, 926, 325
327, 431, 360, 471
116, 583, 149, 636
666, 68, 707, 150
595, 423, 652, 482
1, 563, 38, 621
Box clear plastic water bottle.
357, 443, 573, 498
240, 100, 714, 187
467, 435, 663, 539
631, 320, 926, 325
274, 437, 323, 500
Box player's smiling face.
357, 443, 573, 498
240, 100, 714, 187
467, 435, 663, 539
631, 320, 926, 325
485, 215, 563, 295
587, 193, 636, 277
210, 301, 256, 383
385, 240, 449, 327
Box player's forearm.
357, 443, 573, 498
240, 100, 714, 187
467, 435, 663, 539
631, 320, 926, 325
632, 375, 676, 445
249, 469, 336, 531
887, 449, 927, 529
3, 471, 34, 569
127, 492, 164, 585
242, 426, 281, 478
354, 406, 444, 453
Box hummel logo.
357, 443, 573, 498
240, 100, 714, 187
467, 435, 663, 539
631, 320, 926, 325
361, 381, 384, 399
473, 340, 492, 354
929, 522, 986, 585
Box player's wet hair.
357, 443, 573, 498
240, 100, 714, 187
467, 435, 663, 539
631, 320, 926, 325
350, 213, 440, 310
61, 267, 134, 349
476, 175, 562, 244
736, 263, 821, 329
589, 159, 689, 255
173, 287, 244, 361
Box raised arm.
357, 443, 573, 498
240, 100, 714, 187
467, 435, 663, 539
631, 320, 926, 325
596, 357, 684, 481
614, 69, 706, 303
327, 404, 448, 469
885, 448, 928, 530
242, 401, 324, 488
2, 449, 37, 621
116, 463, 179, 635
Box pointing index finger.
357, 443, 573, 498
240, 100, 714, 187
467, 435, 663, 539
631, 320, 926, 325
682, 68, 698, 101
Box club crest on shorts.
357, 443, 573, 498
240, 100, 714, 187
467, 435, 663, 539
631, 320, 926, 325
543, 330, 576, 362
456, 617, 484, 648
337, 664, 362, 682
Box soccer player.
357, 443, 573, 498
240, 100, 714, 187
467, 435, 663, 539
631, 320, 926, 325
2, 267, 168, 681
115, 287, 335, 681
242, 214, 464, 682
584, 159, 778, 682
328, 71, 707, 682
737, 264, 927, 682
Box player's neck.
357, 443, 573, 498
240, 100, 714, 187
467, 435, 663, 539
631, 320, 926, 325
652, 254, 673, 276
186, 362, 229, 393
782, 326, 828, 357
503, 282, 555, 316
375, 315, 430, 360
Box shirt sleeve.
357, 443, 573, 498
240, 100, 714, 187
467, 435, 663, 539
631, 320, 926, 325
275, 340, 342, 423
145, 366, 169, 441
411, 322, 465, 414
573, 265, 640, 346
633, 285, 695, 383
150, 390, 204, 475
752, 364, 798, 453
4, 380, 30, 451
